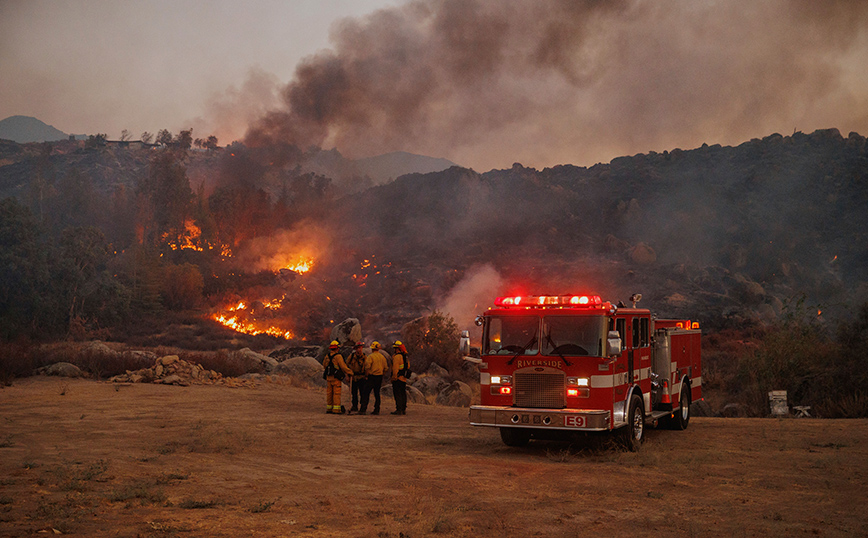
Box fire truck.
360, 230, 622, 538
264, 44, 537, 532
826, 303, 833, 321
464, 293, 701, 450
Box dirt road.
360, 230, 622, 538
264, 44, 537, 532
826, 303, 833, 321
1, 377, 866, 537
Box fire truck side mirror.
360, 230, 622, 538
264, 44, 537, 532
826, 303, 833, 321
459, 330, 471, 356
474, 315, 484, 327
607, 330, 622, 356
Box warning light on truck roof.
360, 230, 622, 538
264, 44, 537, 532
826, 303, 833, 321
495, 295, 602, 307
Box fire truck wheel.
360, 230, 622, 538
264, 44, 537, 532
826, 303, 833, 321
670, 384, 691, 430
500, 427, 531, 447
620, 394, 645, 451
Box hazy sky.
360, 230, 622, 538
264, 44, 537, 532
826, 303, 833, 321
2, 0, 868, 171
0, 1, 403, 142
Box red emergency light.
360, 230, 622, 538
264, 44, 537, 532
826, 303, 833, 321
495, 295, 602, 307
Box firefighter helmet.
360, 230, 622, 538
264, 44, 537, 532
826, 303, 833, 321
371, 341, 380, 350
393, 340, 402, 347
353, 341, 364, 348
329, 340, 339, 349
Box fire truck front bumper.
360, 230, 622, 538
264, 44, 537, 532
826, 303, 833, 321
469, 405, 611, 432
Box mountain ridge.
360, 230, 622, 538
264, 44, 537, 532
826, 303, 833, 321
0, 115, 70, 143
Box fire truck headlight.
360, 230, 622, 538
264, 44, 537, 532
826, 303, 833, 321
567, 377, 589, 387
491, 376, 502, 385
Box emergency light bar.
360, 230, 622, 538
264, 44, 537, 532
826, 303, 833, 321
495, 295, 603, 307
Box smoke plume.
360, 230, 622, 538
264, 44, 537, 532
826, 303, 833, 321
245, 0, 868, 171
437, 264, 504, 340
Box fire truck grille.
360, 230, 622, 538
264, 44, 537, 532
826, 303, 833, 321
514, 372, 565, 408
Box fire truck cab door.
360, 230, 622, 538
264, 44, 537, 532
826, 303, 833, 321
628, 349, 635, 384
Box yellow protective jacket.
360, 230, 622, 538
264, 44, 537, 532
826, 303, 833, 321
364, 350, 388, 376
324, 352, 353, 379
391, 353, 408, 382
346, 351, 367, 376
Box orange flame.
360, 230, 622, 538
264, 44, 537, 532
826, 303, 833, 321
211, 299, 293, 339
284, 258, 313, 273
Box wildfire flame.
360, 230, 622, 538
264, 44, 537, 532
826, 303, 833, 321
164, 219, 232, 256
211, 300, 293, 339
283, 258, 313, 274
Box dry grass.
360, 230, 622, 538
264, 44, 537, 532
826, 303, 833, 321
2, 378, 868, 537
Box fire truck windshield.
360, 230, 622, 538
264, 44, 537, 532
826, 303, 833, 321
484, 316, 540, 355
542, 316, 607, 356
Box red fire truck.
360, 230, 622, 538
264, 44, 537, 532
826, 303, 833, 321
465, 293, 701, 450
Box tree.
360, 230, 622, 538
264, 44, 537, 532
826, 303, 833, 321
175, 129, 193, 150
55, 226, 131, 334
204, 135, 219, 151
49, 167, 99, 231
141, 131, 154, 144
401, 310, 461, 375
120, 129, 132, 142
194, 138, 204, 149
85, 133, 107, 150
136, 151, 194, 247
0, 199, 55, 339
160, 263, 204, 310
156, 129, 173, 146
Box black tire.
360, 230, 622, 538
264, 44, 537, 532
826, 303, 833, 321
669, 383, 691, 430
500, 427, 531, 447
620, 394, 645, 451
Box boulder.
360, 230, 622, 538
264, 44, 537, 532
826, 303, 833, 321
690, 399, 714, 417
83, 340, 119, 359
435, 381, 473, 407
237, 348, 278, 371
330, 318, 362, 346
380, 383, 429, 405
273, 356, 326, 386
128, 350, 158, 362
268, 346, 320, 360
156, 374, 188, 386
37, 362, 84, 378
426, 363, 449, 378
411, 375, 449, 398
159, 355, 179, 366
629, 243, 657, 265
110, 357, 220, 386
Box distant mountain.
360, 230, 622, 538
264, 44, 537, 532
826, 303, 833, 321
354, 151, 457, 183
0, 116, 69, 143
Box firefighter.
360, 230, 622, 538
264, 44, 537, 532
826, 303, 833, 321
359, 341, 388, 415
346, 341, 367, 413
323, 341, 353, 414
391, 340, 409, 415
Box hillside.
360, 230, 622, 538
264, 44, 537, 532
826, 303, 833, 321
332, 129, 868, 325
354, 150, 457, 183
1, 128, 866, 337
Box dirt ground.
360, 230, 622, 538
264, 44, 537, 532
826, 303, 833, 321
1, 377, 866, 538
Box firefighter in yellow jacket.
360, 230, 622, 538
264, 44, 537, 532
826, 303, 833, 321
391, 340, 409, 415
323, 341, 353, 414
359, 341, 388, 415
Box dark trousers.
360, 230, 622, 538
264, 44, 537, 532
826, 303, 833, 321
393, 380, 407, 413
350, 376, 365, 409
361, 374, 382, 412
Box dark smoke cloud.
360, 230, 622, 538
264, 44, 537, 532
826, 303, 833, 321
246, 0, 868, 171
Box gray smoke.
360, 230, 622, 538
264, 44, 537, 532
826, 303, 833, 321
437, 263, 504, 342
245, 0, 868, 171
